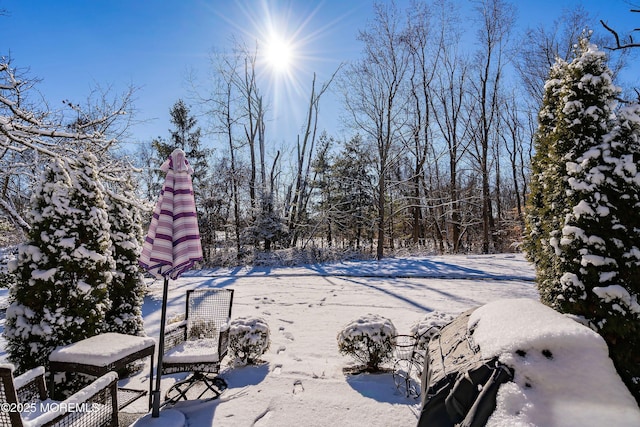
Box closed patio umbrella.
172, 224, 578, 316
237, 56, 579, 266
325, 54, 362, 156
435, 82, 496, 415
139, 148, 203, 417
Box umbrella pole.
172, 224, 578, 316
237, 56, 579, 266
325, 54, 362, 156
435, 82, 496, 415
152, 276, 169, 417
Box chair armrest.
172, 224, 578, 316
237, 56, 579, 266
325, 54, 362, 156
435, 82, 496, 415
63, 372, 118, 405
219, 325, 231, 359
165, 319, 187, 334
164, 322, 187, 354
29, 372, 119, 427
14, 366, 47, 402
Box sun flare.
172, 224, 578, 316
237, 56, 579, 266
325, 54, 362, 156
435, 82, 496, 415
265, 35, 293, 73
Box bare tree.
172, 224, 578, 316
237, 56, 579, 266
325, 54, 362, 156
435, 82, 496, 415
601, 8, 640, 50
515, 7, 592, 105
400, 0, 442, 248
468, 0, 515, 253
287, 68, 341, 247
238, 44, 263, 211
134, 139, 160, 200
341, 1, 411, 260
219, 59, 243, 254
428, 0, 474, 253
194, 48, 245, 255
498, 90, 526, 224
517, 5, 629, 106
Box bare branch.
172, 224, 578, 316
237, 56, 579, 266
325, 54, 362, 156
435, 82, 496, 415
601, 10, 640, 50
0, 59, 137, 230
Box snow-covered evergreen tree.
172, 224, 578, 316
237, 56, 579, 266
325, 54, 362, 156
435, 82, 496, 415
5, 153, 114, 372
525, 39, 640, 402
103, 184, 146, 336
524, 58, 569, 306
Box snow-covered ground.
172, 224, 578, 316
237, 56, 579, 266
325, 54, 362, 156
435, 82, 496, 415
1, 253, 639, 426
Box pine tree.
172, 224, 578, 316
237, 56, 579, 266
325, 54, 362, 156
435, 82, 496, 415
552, 40, 620, 310
311, 135, 334, 246
103, 185, 146, 336
523, 58, 569, 306
244, 197, 288, 252
5, 154, 114, 372
152, 99, 210, 195
525, 39, 640, 402
595, 103, 640, 402
330, 135, 375, 248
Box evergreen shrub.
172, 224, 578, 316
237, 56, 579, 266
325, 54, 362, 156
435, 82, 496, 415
337, 314, 397, 372
229, 316, 270, 365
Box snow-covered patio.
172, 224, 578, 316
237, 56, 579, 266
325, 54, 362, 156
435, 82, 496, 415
2, 253, 639, 426
123, 253, 538, 426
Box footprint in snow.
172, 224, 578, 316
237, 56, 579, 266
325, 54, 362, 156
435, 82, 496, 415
293, 379, 304, 394
279, 326, 295, 341
277, 346, 286, 354
283, 332, 294, 341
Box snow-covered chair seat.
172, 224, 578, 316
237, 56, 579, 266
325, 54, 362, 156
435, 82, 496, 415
161, 288, 234, 404
0, 364, 118, 427
164, 338, 221, 365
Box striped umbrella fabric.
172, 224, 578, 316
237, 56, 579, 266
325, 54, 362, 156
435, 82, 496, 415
139, 148, 203, 280
138, 149, 203, 417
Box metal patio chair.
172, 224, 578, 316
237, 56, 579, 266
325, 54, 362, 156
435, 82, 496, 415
0, 364, 118, 427
392, 326, 441, 399
161, 288, 234, 404
392, 334, 425, 398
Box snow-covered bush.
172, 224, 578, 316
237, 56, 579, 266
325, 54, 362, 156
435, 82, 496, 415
229, 316, 270, 365
5, 154, 114, 373
410, 311, 454, 350
188, 318, 217, 340
337, 314, 397, 372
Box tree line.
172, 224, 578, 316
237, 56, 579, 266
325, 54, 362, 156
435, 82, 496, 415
135, 0, 633, 263
1, 0, 635, 264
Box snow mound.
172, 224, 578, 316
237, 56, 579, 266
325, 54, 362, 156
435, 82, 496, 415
469, 298, 605, 358
468, 298, 640, 426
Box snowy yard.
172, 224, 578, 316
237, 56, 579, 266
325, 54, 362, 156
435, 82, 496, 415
2, 253, 638, 426
132, 253, 537, 427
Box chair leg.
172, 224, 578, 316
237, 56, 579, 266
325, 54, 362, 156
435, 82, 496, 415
164, 373, 228, 405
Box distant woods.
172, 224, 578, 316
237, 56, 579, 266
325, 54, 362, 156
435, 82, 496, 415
1, 0, 637, 263
162, 0, 635, 262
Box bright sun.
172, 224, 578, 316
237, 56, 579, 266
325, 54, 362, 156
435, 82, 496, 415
265, 35, 293, 73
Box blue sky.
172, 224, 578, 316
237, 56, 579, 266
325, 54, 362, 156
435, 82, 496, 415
1, 0, 639, 153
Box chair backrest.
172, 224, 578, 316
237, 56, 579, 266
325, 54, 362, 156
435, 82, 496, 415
185, 289, 234, 340
0, 366, 23, 427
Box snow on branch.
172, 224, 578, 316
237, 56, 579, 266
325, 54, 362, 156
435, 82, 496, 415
0, 59, 136, 231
